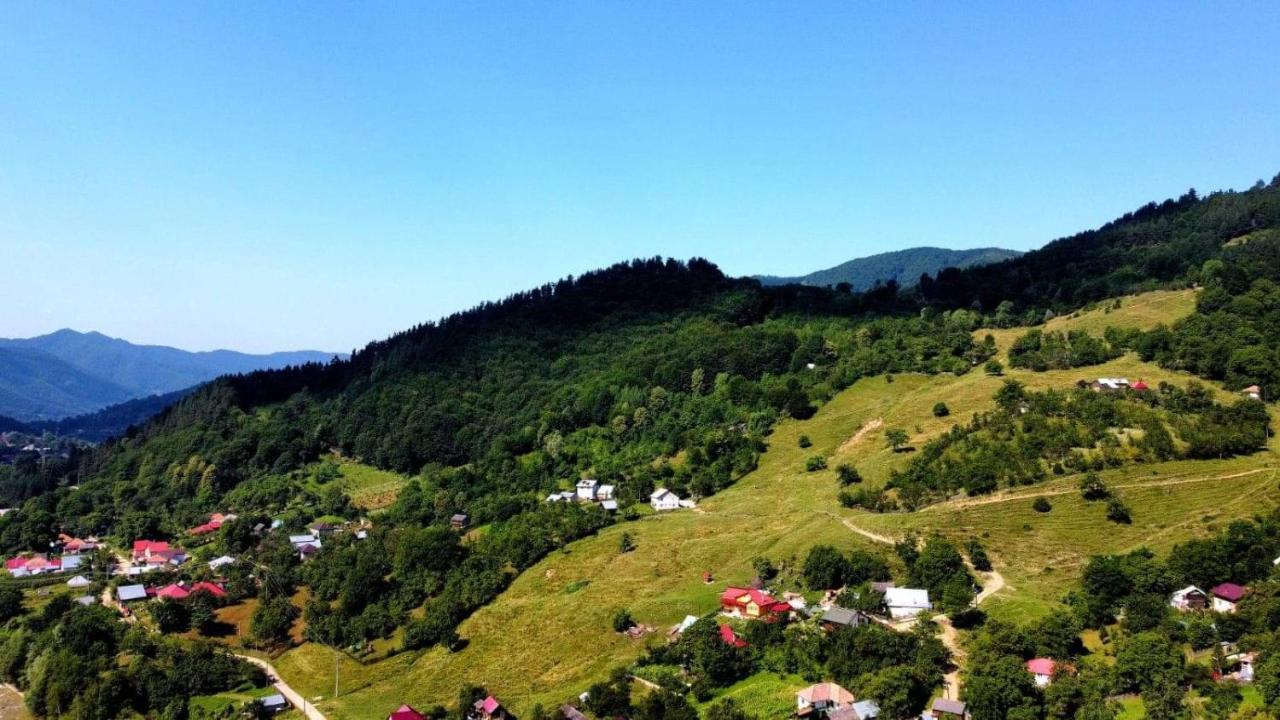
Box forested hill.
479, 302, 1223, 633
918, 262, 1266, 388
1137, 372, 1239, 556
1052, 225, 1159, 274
755, 246, 1022, 290
5, 176, 1280, 544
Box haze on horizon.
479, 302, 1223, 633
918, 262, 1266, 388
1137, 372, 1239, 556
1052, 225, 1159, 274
2, 2, 1279, 354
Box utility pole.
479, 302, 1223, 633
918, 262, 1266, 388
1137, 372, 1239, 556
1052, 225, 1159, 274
334, 648, 340, 698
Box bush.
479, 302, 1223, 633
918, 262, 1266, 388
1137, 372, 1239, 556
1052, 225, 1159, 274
932, 402, 950, 417
798, 435, 812, 449
612, 608, 635, 633
1106, 498, 1132, 524
805, 456, 828, 472
836, 465, 862, 485
984, 359, 1004, 376
1080, 472, 1110, 501
1032, 497, 1052, 513
966, 538, 993, 572
618, 532, 635, 554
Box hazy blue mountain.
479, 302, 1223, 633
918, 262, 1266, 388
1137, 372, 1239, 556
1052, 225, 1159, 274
0, 329, 343, 421
0, 347, 135, 421
755, 246, 1023, 290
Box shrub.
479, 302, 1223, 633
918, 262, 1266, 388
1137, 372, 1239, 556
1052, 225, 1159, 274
1080, 472, 1110, 501
1106, 498, 1132, 524
966, 538, 993, 572
836, 465, 862, 485
984, 359, 1004, 376
932, 402, 950, 417
612, 608, 635, 633
1032, 497, 1052, 513
805, 456, 828, 472
618, 532, 635, 554
797, 435, 812, 449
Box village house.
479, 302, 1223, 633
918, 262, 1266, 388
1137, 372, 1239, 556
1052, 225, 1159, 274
560, 705, 588, 720
1091, 377, 1130, 391
1242, 385, 1263, 401
1169, 585, 1208, 611
208, 555, 236, 571
190, 512, 237, 536
546, 490, 577, 503
720, 586, 791, 621
66, 575, 91, 588
289, 534, 323, 559
929, 698, 969, 720
131, 540, 187, 568
1210, 583, 1246, 613
596, 484, 615, 501
309, 521, 339, 536
260, 693, 289, 713
829, 700, 880, 720
883, 587, 932, 619
451, 514, 470, 530
1026, 658, 1060, 687
719, 624, 748, 648
795, 682, 856, 718
575, 478, 599, 501
117, 584, 148, 604
471, 695, 507, 720
819, 607, 866, 632
58, 534, 96, 554
669, 614, 699, 636
600, 499, 618, 513
388, 705, 426, 720
649, 487, 682, 511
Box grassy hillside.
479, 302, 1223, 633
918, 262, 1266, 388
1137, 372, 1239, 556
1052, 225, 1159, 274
276, 289, 1280, 718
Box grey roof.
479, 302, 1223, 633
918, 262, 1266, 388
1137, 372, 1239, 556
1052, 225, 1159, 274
560, 706, 588, 720
851, 700, 879, 719
75, 594, 96, 606
117, 584, 148, 602
821, 607, 862, 626
60, 554, 85, 570
260, 692, 288, 708
932, 698, 967, 715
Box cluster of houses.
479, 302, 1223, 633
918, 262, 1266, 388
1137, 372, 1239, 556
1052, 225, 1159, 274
547, 478, 619, 513
1089, 377, 1149, 392
129, 540, 188, 574
117, 579, 227, 605
386, 694, 508, 720
1170, 582, 1250, 614
793, 680, 971, 720
5, 533, 96, 577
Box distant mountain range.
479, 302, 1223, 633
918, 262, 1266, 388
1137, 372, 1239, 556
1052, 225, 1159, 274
755, 246, 1023, 290
0, 329, 343, 422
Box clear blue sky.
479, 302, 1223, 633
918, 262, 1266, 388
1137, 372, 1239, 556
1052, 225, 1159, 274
3, 3, 1278, 353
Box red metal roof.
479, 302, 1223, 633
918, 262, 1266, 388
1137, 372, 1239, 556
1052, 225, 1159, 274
1211, 583, 1247, 602
1027, 658, 1056, 675
719, 624, 748, 648
388, 705, 426, 720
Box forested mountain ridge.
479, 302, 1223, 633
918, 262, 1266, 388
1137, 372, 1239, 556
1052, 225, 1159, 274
756, 246, 1022, 290
0, 328, 342, 421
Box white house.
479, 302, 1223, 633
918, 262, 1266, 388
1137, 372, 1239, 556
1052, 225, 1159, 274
208, 555, 236, 571
576, 479, 600, 501
1210, 583, 1246, 613
650, 488, 682, 511
545, 491, 576, 504
596, 484, 615, 501
66, 575, 91, 588
1169, 585, 1208, 611
883, 587, 931, 618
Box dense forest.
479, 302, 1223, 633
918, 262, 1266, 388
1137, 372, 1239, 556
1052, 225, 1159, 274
0, 177, 1279, 717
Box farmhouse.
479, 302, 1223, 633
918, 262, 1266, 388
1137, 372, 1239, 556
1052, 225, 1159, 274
260, 693, 289, 713
830, 700, 880, 720
575, 478, 599, 501
883, 587, 931, 618
819, 607, 866, 631
596, 484, 615, 501
930, 698, 969, 719
58, 535, 96, 554
1243, 385, 1262, 401
1210, 583, 1247, 613
132, 540, 187, 568
190, 512, 237, 536
209, 555, 236, 570
1169, 585, 1208, 611
1091, 377, 1130, 391
795, 682, 856, 717
66, 575, 91, 588
117, 584, 148, 603
719, 624, 748, 648
388, 705, 426, 720
545, 491, 576, 503
1026, 658, 1060, 687
720, 586, 791, 621
649, 488, 682, 511
471, 695, 507, 720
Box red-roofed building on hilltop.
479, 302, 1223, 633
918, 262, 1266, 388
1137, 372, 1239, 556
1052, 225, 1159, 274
720, 586, 791, 621
388, 705, 426, 720
1211, 583, 1247, 613
132, 540, 187, 568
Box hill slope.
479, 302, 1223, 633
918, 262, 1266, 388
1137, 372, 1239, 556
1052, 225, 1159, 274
0, 329, 342, 420
755, 246, 1022, 289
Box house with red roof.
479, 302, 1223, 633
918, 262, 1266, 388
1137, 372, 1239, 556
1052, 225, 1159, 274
1131, 379, 1149, 391
189, 512, 238, 536
471, 695, 506, 720
189, 581, 227, 598
388, 704, 426, 720
132, 540, 187, 568
719, 624, 748, 648
1210, 583, 1247, 613
155, 583, 190, 601
1026, 658, 1061, 687
6, 554, 62, 577
720, 586, 791, 621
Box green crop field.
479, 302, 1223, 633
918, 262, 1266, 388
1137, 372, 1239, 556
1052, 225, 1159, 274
302, 456, 410, 511
269, 289, 1279, 719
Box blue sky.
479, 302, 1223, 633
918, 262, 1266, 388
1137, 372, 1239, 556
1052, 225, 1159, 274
2, 3, 1278, 353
